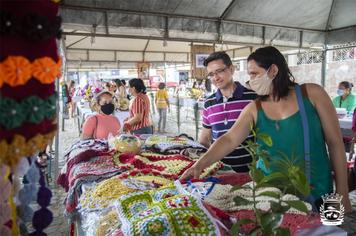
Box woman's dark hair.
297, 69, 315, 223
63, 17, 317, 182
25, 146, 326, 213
114, 79, 123, 87
129, 78, 146, 94
247, 46, 296, 101
339, 81, 354, 91
121, 79, 126, 86
158, 82, 166, 89
203, 51, 232, 67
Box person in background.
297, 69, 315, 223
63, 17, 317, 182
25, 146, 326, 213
121, 79, 131, 100
199, 51, 257, 173
155, 82, 170, 133
81, 91, 121, 140
123, 79, 152, 134
181, 46, 351, 213
68, 80, 77, 118
333, 81, 356, 113
61, 80, 71, 119
114, 79, 127, 99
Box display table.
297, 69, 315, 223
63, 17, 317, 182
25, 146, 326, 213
339, 116, 353, 130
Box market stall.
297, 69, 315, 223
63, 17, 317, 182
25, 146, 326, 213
57, 133, 348, 236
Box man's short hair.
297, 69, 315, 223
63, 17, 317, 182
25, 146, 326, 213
203, 51, 232, 67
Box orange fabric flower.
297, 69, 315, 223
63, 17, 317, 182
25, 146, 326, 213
32, 57, 61, 84
1, 56, 32, 87
0, 64, 4, 87
0, 56, 61, 88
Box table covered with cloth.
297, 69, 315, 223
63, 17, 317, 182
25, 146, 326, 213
57, 135, 346, 236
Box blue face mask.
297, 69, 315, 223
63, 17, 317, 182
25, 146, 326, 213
337, 89, 344, 96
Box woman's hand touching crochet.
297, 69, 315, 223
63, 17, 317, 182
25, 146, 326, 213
180, 162, 203, 180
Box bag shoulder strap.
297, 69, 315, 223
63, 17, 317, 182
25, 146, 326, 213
93, 115, 98, 139
295, 84, 311, 183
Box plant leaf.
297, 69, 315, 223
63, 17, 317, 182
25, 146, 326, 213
257, 133, 273, 147
285, 200, 309, 214
270, 201, 290, 214
288, 168, 310, 196
260, 212, 283, 234
249, 227, 261, 236
233, 196, 251, 206
276, 227, 291, 236
229, 222, 239, 236
257, 191, 280, 199
249, 169, 265, 184
230, 185, 243, 192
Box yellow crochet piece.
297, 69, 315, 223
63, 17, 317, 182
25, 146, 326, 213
80, 177, 136, 210
96, 210, 120, 236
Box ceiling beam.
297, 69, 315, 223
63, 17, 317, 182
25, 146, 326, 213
60, 4, 324, 33
66, 47, 190, 54
66, 36, 89, 48
325, 0, 336, 31
219, 0, 238, 20
66, 59, 189, 64
62, 31, 312, 49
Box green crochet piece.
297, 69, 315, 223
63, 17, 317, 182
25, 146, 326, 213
0, 93, 57, 129
117, 185, 220, 236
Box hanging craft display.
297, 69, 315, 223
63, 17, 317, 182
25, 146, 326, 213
0, 0, 61, 168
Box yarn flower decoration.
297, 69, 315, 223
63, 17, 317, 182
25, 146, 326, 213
0, 56, 32, 87
0, 96, 25, 129
23, 96, 45, 124
32, 57, 61, 84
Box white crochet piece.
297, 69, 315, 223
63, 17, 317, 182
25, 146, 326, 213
202, 181, 311, 215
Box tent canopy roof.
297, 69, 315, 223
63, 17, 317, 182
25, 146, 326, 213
61, 0, 356, 69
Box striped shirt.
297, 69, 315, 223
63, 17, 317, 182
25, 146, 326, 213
202, 82, 257, 172
129, 93, 151, 131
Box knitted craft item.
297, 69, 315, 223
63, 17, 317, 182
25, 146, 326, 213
144, 135, 206, 154
96, 209, 121, 236
0, 131, 56, 167
0, 93, 57, 129
0, 165, 11, 236
116, 185, 221, 236
0, 0, 60, 168
113, 152, 223, 179
62, 156, 123, 219
118, 169, 174, 187
16, 157, 39, 236
201, 181, 312, 215
0, 56, 61, 87
0, 10, 62, 42
229, 210, 321, 236
57, 139, 109, 191
79, 176, 137, 211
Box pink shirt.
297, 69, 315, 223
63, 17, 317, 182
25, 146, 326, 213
82, 114, 121, 139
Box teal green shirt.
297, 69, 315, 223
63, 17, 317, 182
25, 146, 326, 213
332, 93, 356, 113
256, 98, 333, 200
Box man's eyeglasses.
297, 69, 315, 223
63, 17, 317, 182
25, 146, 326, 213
207, 67, 229, 80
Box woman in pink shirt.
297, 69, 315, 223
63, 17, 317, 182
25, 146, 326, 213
81, 91, 121, 139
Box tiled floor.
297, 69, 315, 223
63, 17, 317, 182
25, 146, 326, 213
45, 106, 356, 235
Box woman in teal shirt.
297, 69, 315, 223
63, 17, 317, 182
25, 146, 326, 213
333, 81, 356, 113
181, 46, 351, 213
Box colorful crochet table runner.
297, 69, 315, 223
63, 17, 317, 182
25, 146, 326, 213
116, 184, 221, 236
113, 152, 223, 179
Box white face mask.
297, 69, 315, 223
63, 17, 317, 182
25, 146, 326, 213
248, 68, 273, 95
